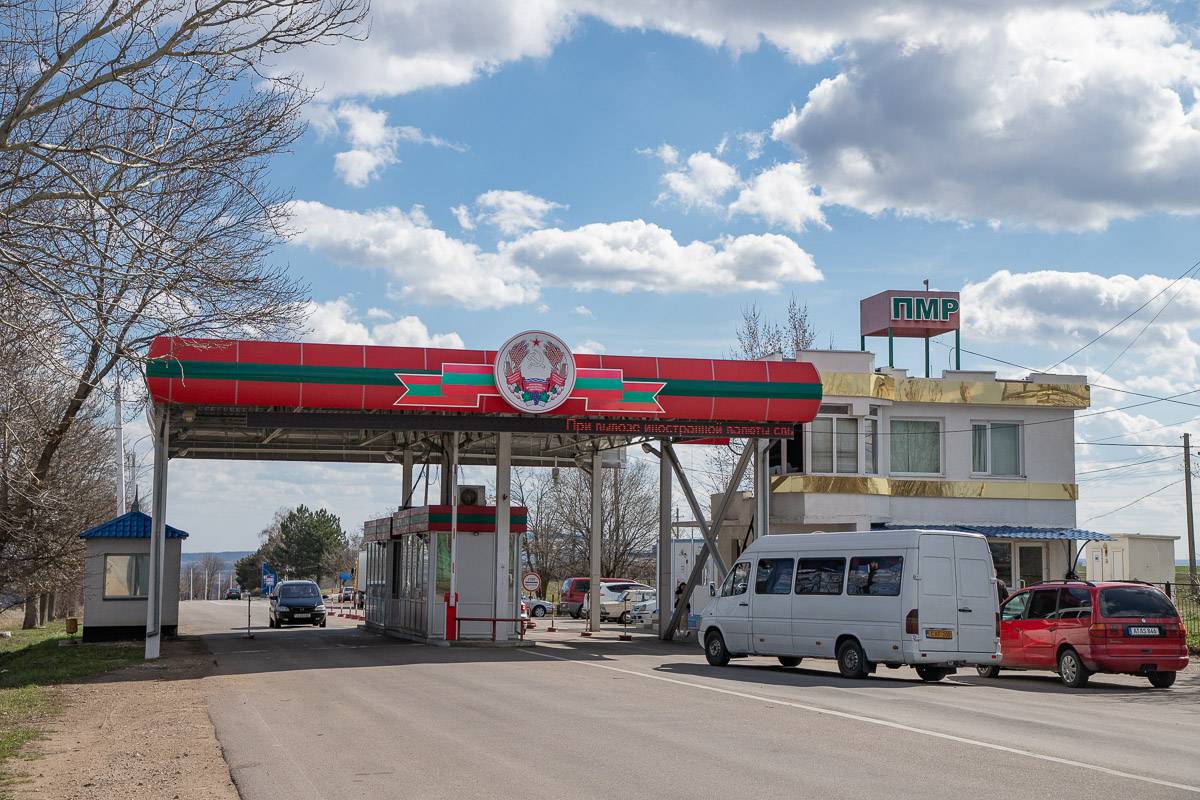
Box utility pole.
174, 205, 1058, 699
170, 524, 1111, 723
114, 380, 125, 516
1185, 433, 1196, 589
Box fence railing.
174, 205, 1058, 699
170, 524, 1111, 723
1160, 582, 1200, 653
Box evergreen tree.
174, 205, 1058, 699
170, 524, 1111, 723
266, 506, 349, 584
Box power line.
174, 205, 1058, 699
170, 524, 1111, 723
1075, 454, 1176, 476
1095, 272, 1195, 381
1042, 258, 1200, 373
1076, 441, 1187, 448
1084, 478, 1184, 522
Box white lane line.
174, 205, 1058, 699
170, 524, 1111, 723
521, 647, 1200, 795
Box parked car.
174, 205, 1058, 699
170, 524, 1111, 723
580, 581, 652, 620
340, 586, 355, 602
601, 587, 655, 624
224, 587, 242, 600
630, 599, 658, 626
268, 580, 327, 628
522, 596, 553, 617
699, 530, 1001, 681
558, 576, 633, 618
978, 580, 1188, 688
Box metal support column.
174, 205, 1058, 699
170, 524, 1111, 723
662, 442, 754, 639
657, 438, 673, 640
495, 432, 513, 638
955, 329, 961, 370
754, 438, 771, 540
860, 335, 866, 352
144, 407, 169, 660
448, 434, 459, 602
401, 450, 414, 508
888, 326, 894, 368
589, 450, 602, 632
925, 337, 930, 378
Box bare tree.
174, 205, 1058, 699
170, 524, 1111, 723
197, 553, 227, 600
509, 467, 573, 595
0, 0, 365, 619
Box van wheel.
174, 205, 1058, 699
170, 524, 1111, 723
976, 666, 1000, 679
1148, 671, 1176, 689
836, 640, 869, 679
704, 631, 731, 666
916, 666, 949, 682
1058, 648, 1090, 688
777, 657, 801, 668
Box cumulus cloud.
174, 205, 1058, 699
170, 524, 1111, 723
573, 305, 593, 317
658, 151, 741, 210
330, 102, 463, 187
290, 201, 823, 308
472, 190, 566, 235
288, 201, 541, 309
962, 269, 1200, 389
504, 219, 821, 294
771, 9, 1200, 230
305, 298, 465, 348
575, 339, 606, 354
637, 143, 680, 165
729, 162, 828, 233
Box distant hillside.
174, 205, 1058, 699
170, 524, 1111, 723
180, 551, 252, 566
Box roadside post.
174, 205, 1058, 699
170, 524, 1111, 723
618, 595, 632, 642
521, 572, 541, 636
243, 592, 254, 640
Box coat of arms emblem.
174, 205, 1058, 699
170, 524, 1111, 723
495, 330, 576, 413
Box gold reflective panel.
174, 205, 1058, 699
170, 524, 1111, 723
820, 373, 1089, 408
772, 475, 1078, 501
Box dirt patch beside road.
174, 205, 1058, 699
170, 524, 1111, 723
14, 637, 238, 800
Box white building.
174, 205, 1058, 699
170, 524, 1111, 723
717, 347, 1101, 589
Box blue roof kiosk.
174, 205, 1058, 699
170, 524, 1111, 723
78, 502, 190, 643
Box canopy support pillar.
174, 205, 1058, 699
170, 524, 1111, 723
657, 438, 673, 640
588, 450, 602, 633
144, 406, 169, 660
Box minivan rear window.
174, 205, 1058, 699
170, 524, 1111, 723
1099, 587, 1178, 619
847, 556, 902, 596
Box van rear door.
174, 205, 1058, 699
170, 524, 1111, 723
917, 534, 958, 652
953, 536, 1000, 655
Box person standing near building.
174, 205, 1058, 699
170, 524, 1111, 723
674, 581, 689, 634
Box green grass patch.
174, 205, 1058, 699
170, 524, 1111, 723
0, 622, 142, 796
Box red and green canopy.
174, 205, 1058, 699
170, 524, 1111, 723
145, 337, 822, 424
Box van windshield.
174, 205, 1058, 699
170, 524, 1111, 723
1098, 587, 1177, 618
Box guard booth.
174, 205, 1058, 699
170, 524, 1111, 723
362, 503, 528, 641
135, 329, 822, 657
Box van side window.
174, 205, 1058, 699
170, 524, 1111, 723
754, 559, 794, 595
1052, 587, 1091, 619
846, 556, 903, 596
795, 558, 845, 595
722, 562, 751, 597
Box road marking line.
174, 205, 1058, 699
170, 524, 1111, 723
521, 647, 1200, 795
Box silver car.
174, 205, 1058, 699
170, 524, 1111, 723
522, 596, 553, 617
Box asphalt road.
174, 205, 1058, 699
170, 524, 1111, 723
183, 600, 1200, 800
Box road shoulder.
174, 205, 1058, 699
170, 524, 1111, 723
14, 637, 239, 800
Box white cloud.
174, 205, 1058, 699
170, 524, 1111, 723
473, 190, 566, 235
738, 131, 766, 160
572, 305, 593, 317
729, 162, 828, 233
770, 9, 1200, 230
962, 269, 1200, 389
330, 102, 463, 187
305, 298, 465, 348
451, 204, 475, 231
288, 201, 541, 309
365, 307, 392, 320
536, 303, 550, 314
291, 202, 822, 307
658, 151, 740, 210
575, 339, 606, 354
637, 143, 680, 165
503, 219, 822, 294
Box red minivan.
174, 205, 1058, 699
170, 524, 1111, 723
557, 576, 631, 618
980, 580, 1188, 688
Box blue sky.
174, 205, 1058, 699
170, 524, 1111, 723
167, 2, 1200, 558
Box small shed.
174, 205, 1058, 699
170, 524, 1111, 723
1084, 534, 1179, 585
78, 503, 189, 642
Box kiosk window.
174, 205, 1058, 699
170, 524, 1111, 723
847, 556, 903, 596
755, 559, 795, 595
103, 554, 148, 599
796, 558, 845, 595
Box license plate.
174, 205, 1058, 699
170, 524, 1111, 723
292, 613, 310, 619
926, 628, 954, 640
1127, 626, 1160, 636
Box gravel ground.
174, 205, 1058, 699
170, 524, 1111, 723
13, 637, 238, 800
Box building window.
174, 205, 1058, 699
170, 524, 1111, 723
811, 415, 860, 474
786, 427, 804, 473
972, 422, 1021, 476
104, 554, 149, 599
864, 418, 878, 474
889, 419, 941, 474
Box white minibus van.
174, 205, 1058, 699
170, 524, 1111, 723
698, 529, 1001, 682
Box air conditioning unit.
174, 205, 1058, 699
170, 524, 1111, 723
457, 484, 486, 506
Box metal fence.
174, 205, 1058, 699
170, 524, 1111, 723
1161, 582, 1200, 653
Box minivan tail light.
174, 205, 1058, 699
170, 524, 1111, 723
905, 609, 919, 635
1088, 623, 1107, 641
